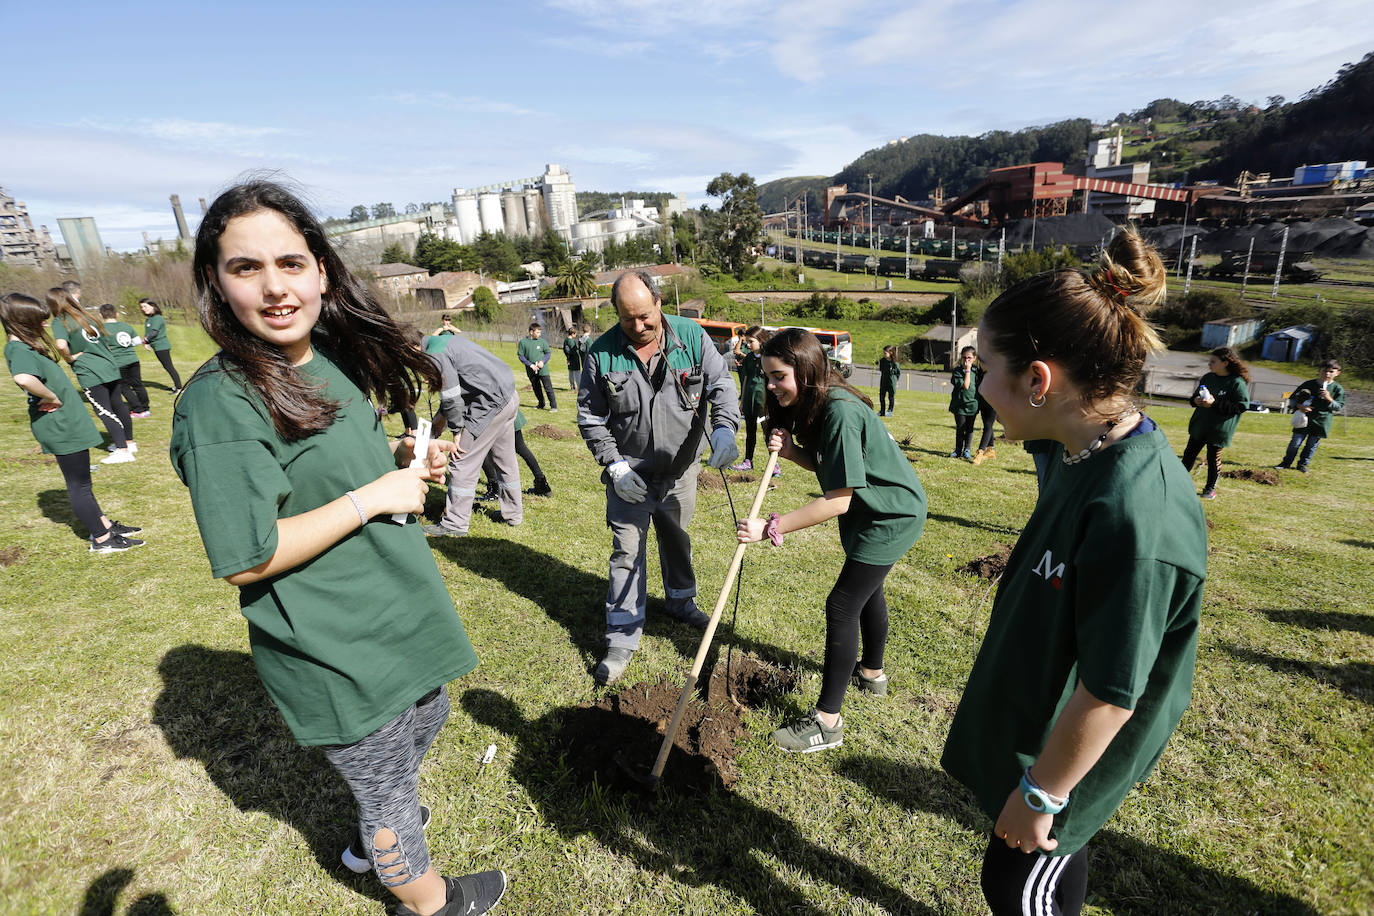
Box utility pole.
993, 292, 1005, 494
905, 223, 911, 279
1272, 225, 1290, 300
1176, 194, 1191, 279
867, 174, 876, 290
1239, 237, 1255, 298
997, 228, 1005, 276
1183, 235, 1198, 294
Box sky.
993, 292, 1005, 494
5, 0, 1372, 251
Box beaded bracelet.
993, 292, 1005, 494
344, 490, 369, 527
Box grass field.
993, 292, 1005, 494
1, 329, 1372, 915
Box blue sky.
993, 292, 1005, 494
6, 0, 1371, 251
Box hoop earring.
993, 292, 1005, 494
1029, 391, 1046, 408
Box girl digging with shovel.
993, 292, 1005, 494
736, 328, 927, 752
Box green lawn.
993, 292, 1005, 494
1, 335, 1371, 915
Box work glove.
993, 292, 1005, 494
607, 460, 648, 504
707, 427, 740, 469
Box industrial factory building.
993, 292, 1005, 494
0, 187, 58, 268
448, 163, 578, 244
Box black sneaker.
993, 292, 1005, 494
526, 477, 552, 496
342, 805, 431, 874
394, 870, 507, 916
90, 532, 144, 554
474, 487, 498, 503
108, 520, 142, 536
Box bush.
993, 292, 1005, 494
1154, 289, 1252, 332
471, 286, 499, 323
1332, 303, 1374, 371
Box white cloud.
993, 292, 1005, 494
373, 92, 543, 118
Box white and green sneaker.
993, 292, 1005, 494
773, 710, 843, 753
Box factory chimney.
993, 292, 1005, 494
199, 198, 208, 214
170, 195, 192, 241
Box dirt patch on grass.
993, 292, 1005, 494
960, 544, 1014, 579
696, 468, 753, 490
1221, 468, 1280, 485
554, 655, 794, 793
529, 424, 572, 440
0, 546, 24, 568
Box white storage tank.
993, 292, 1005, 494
571, 221, 602, 254
453, 193, 480, 245
609, 218, 636, 244
502, 190, 528, 237
478, 193, 503, 237
523, 190, 545, 236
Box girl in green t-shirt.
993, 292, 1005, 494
729, 326, 772, 472
940, 230, 1206, 916
171, 181, 505, 916
1, 293, 144, 552
46, 286, 138, 463
1180, 347, 1251, 499
737, 328, 927, 754
138, 298, 182, 392
948, 345, 980, 458
877, 344, 899, 416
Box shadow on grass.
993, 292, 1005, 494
432, 536, 817, 676
461, 688, 932, 915
37, 488, 88, 539
1340, 538, 1374, 550
835, 757, 1322, 916
1258, 607, 1374, 637
1226, 645, 1373, 705
150, 645, 387, 906
79, 868, 175, 916
926, 511, 1023, 537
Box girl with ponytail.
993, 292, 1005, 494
940, 229, 1207, 916
46, 287, 137, 463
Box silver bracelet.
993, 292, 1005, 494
344, 490, 368, 526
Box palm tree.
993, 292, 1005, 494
551, 258, 597, 299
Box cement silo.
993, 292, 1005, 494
523, 189, 545, 236
609, 218, 637, 244
478, 192, 503, 237
502, 190, 528, 238
453, 191, 481, 245
542, 163, 577, 236
571, 221, 601, 254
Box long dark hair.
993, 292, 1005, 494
191, 180, 440, 442
1, 292, 61, 362
979, 227, 1166, 416
139, 298, 163, 316
1210, 346, 1251, 383
45, 287, 103, 339
762, 327, 871, 450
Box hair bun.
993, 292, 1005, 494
1088, 227, 1167, 313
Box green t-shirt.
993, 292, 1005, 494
517, 336, 552, 376
739, 351, 765, 416
51, 315, 120, 387
169, 351, 478, 746
423, 335, 450, 355
144, 314, 171, 351
514, 407, 527, 432
949, 366, 979, 415
103, 321, 142, 368
809, 389, 926, 565
1288, 379, 1344, 437
878, 357, 900, 387
942, 426, 1206, 855
4, 340, 103, 455
1187, 372, 1249, 448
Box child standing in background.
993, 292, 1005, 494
47, 287, 137, 464
100, 304, 151, 418
949, 345, 979, 459
1180, 347, 1250, 499
877, 345, 899, 416
140, 299, 183, 392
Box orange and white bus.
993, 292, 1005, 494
776, 326, 854, 377
690, 318, 747, 355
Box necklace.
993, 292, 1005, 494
1062, 410, 1140, 465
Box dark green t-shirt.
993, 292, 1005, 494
103, 321, 142, 368
949, 366, 979, 415
5, 340, 103, 455
810, 389, 926, 565
1187, 372, 1249, 448
169, 351, 478, 746
423, 335, 449, 355
51, 315, 120, 387
518, 336, 552, 376
1288, 379, 1344, 437
878, 357, 900, 387
143, 314, 171, 351
942, 427, 1206, 855
739, 351, 765, 416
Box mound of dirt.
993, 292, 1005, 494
529, 423, 572, 440
697, 468, 754, 490
1221, 468, 1280, 485
553, 655, 795, 793
994, 214, 1119, 248
959, 544, 1014, 579
0, 546, 24, 568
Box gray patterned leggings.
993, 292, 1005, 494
322, 686, 449, 887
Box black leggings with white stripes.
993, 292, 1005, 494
84, 381, 130, 448
982, 835, 1089, 916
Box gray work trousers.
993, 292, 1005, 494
604, 468, 698, 650
442, 397, 522, 532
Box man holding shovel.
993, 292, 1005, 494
578, 270, 741, 685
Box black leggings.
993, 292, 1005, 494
742, 409, 761, 463
119, 362, 149, 413
981, 836, 1089, 916
153, 348, 182, 389
978, 405, 998, 451
817, 558, 892, 715
483, 430, 544, 484
879, 383, 895, 414
953, 413, 977, 454
84, 381, 130, 448
1180, 438, 1222, 491
54, 451, 107, 538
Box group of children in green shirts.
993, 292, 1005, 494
2, 175, 1345, 916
